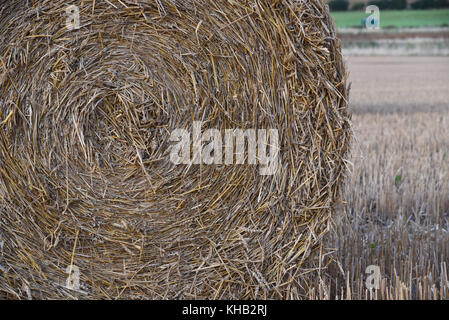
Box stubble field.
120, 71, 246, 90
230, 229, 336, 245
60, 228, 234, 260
310, 56, 449, 299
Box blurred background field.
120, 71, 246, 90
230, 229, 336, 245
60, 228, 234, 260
314, 57, 449, 300
332, 8, 449, 28
328, 1, 449, 55
314, 3, 449, 299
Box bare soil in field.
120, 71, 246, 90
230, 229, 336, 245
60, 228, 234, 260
347, 56, 449, 114
339, 30, 449, 41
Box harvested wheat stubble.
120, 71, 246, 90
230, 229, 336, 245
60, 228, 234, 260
0, 0, 351, 299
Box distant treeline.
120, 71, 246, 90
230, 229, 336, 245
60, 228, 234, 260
329, 0, 449, 11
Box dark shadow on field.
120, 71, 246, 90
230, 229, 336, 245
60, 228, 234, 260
351, 103, 449, 115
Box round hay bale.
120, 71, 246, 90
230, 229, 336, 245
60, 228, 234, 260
0, 0, 351, 299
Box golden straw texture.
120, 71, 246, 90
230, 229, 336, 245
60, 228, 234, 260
0, 0, 351, 299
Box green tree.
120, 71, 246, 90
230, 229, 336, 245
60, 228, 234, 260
351, 2, 366, 10
435, 0, 449, 8
390, 0, 407, 9
411, 0, 449, 9
368, 0, 391, 9
329, 0, 350, 11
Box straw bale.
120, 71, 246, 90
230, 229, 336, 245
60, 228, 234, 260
0, 0, 351, 299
